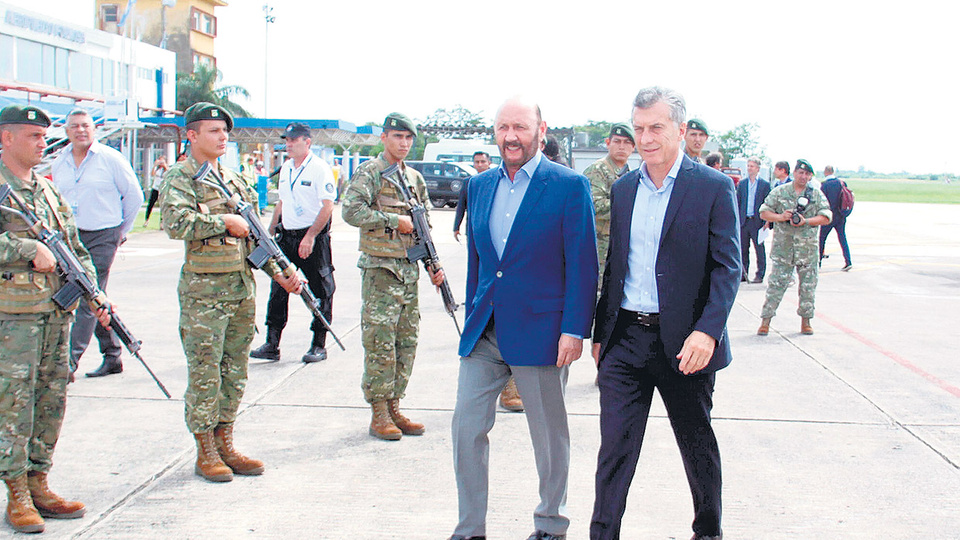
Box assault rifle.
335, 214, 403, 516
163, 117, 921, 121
0, 184, 171, 398
380, 163, 461, 335
191, 162, 345, 351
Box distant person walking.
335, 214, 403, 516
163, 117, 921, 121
144, 155, 168, 225
818, 165, 852, 271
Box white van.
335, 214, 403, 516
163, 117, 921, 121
423, 140, 501, 165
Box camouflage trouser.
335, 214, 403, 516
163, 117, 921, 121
760, 252, 819, 319
360, 267, 419, 403
596, 232, 609, 293
179, 294, 256, 433
0, 315, 70, 480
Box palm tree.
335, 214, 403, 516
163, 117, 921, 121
176, 63, 251, 117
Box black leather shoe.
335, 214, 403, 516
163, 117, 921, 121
751, 276, 763, 284
250, 341, 280, 361
448, 536, 486, 540
527, 531, 565, 540
250, 326, 281, 361
86, 359, 122, 378
691, 533, 722, 540
301, 346, 327, 363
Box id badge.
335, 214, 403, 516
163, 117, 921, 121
293, 204, 305, 217
71, 203, 79, 218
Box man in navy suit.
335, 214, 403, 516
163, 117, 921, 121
590, 87, 741, 540
449, 97, 598, 540
737, 156, 771, 283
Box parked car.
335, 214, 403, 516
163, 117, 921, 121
406, 161, 475, 208
721, 167, 742, 187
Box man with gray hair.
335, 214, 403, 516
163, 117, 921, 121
591, 86, 740, 540
736, 156, 771, 283
51, 109, 143, 379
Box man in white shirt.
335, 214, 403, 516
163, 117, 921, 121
51, 109, 143, 379
251, 122, 337, 363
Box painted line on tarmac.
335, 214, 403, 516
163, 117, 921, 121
817, 312, 960, 399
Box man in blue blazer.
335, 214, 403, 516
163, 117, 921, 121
590, 87, 741, 540
736, 157, 771, 283
449, 97, 598, 540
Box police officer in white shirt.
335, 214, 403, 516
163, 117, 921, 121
251, 122, 337, 363
51, 109, 144, 379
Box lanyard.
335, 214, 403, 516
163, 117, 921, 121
287, 154, 312, 190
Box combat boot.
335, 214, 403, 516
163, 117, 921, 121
194, 432, 234, 482
801, 318, 814, 335
250, 326, 281, 361
301, 331, 327, 364
387, 399, 425, 436
757, 318, 771, 336
369, 402, 402, 441
498, 377, 524, 412
26, 472, 84, 519
4, 475, 44, 533
214, 423, 264, 476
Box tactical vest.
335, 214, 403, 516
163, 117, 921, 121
359, 164, 416, 259
0, 178, 69, 314
181, 162, 249, 274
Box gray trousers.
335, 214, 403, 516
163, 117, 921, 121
451, 323, 570, 537
70, 225, 122, 370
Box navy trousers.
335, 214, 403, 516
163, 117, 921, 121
591, 316, 722, 539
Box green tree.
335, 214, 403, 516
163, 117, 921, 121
176, 64, 251, 117
715, 122, 766, 162
423, 105, 485, 127
572, 120, 614, 148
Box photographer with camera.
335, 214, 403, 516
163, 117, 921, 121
756, 159, 832, 336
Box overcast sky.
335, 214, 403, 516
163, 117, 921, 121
13, 0, 960, 175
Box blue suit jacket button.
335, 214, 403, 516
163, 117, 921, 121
496, 271, 503, 278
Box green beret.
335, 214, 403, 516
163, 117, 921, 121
795, 159, 814, 174
608, 122, 635, 144
184, 102, 233, 132
687, 118, 708, 135
0, 105, 51, 128
383, 112, 417, 137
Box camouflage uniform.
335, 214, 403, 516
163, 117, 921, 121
341, 153, 430, 403
160, 156, 280, 433
584, 155, 625, 274
0, 162, 96, 480
759, 183, 832, 319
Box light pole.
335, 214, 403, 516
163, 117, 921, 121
263, 4, 274, 118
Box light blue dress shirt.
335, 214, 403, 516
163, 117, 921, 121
51, 141, 144, 235
746, 177, 758, 217
620, 151, 684, 313
489, 151, 541, 260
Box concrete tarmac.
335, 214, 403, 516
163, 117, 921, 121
4, 201, 958, 539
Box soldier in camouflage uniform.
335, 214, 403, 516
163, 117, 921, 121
160, 103, 301, 482
584, 122, 636, 276
341, 112, 445, 441
756, 159, 832, 336
0, 106, 110, 533
684, 118, 709, 163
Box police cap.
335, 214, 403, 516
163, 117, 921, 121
281, 122, 311, 139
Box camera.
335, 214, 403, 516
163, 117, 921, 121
790, 196, 809, 225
